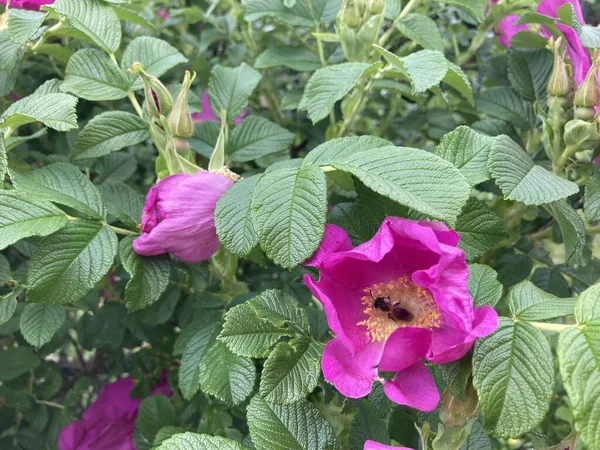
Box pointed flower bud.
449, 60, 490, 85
128, 62, 173, 118
548, 37, 575, 97
167, 70, 196, 138
339, 0, 362, 28
574, 60, 600, 108
367, 0, 384, 15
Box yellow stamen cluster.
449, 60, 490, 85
358, 276, 441, 342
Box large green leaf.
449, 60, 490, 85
507, 280, 575, 321
215, 175, 260, 258
179, 322, 219, 400
475, 87, 535, 128
121, 36, 188, 89
0, 347, 40, 382
255, 45, 322, 71
395, 14, 444, 51
119, 237, 171, 312
245, 0, 340, 27
305, 137, 470, 225
298, 63, 371, 123
49, 0, 121, 53
252, 165, 327, 269
27, 221, 118, 305
0, 92, 78, 132
98, 182, 144, 228
198, 340, 256, 406
444, 62, 474, 105
208, 63, 262, 123
507, 49, 553, 102
259, 337, 322, 404
455, 198, 507, 260
61, 49, 130, 101
246, 290, 310, 332
434, 126, 494, 186
12, 163, 107, 219
247, 396, 339, 450
136, 395, 175, 443
557, 284, 600, 448
488, 136, 579, 205
19, 304, 65, 347
229, 116, 295, 162
8, 9, 47, 45
157, 432, 248, 450
468, 264, 503, 308
0, 191, 67, 250
473, 318, 554, 437
545, 201, 587, 266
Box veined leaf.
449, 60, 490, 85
507, 49, 553, 102
508, 280, 575, 321
0, 347, 40, 382
468, 264, 503, 308
475, 87, 535, 128
229, 116, 295, 162
246, 289, 310, 332
455, 198, 507, 260
20, 304, 65, 347
545, 201, 587, 266
584, 173, 600, 221
208, 63, 262, 123
444, 0, 487, 22
255, 45, 322, 71
0, 290, 20, 326
98, 182, 144, 228
156, 432, 249, 450
395, 14, 443, 51
444, 62, 474, 105
179, 321, 219, 400
136, 395, 175, 443
8, 9, 47, 45
245, 0, 340, 27
0, 92, 78, 132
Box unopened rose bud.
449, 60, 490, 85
339, 0, 363, 28
368, 0, 384, 15
168, 70, 196, 138
548, 37, 575, 98
128, 62, 173, 118
574, 60, 600, 109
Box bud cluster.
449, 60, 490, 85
336, 0, 385, 62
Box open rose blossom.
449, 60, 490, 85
364, 441, 412, 450
0, 0, 54, 10
133, 171, 233, 263
58, 377, 172, 450
496, 15, 528, 47
304, 218, 498, 411
192, 91, 247, 125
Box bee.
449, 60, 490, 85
369, 291, 392, 312
369, 290, 414, 323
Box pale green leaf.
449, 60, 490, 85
468, 264, 503, 308
19, 304, 65, 347
245, 0, 341, 26
0, 191, 68, 251
473, 318, 554, 438
179, 322, 219, 400
246, 289, 310, 332
0, 290, 19, 326
545, 201, 587, 266
255, 45, 322, 71
8, 9, 47, 45
0, 135, 7, 184
208, 63, 262, 123
72, 111, 149, 160
11, 163, 107, 219
0, 92, 78, 132
229, 116, 295, 162
395, 14, 443, 51
27, 221, 118, 305
157, 432, 248, 450
444, 62, 474, 105
119, 237, 171, 312
455, 198, 507, 260
444, 0, 487, 22
508, 280, 575, 321
584, 173, 600, 221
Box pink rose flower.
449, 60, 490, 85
0, 0, 54, 10
365, 441, 412, 450
191, 91, 247, 125
133, 171, 233, 263
158, 8, 169, 20
303, 218, 498, 412
496, 15, 528, 47
58, 377, 172, 450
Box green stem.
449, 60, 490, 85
378, 0, 422, 47
3, 127, 15, 140
554, 145, 578, 174
337, 78, 374, 137
109, 225, 139, 236
30, 20, 65, 53
528, 322, 574, 333
36, 399, 65, 410
127, 90, 144, 118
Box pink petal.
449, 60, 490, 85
305, 224, 353, 269
558, 24, 591, 85
383, 361, 440, 411
496, 15, 529, 48
538, 0, 584, 23
364, 441, 413, 450
378, 327, 432, 372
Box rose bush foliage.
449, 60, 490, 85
0, 0, 599, 449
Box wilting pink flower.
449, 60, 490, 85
133, 171, 233, 263
0, 0, 54, 10
191, 91, 247, 125
365, 441, 412, 450
496, 15, 528, 47
538, 0, 591, 84
303, 218, 498, 412
58, 377, 172, 450
158, 8, 169, 20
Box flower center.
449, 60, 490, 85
357, 276, 441, 342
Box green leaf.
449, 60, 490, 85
245, 0, 340, 27
119, 237, 171, 312
0, 347, 41, 382
208, 63, 262, 123
584, 173, 600, 221
557, 284, 600, 448
473, 318, 554, 438
27, 221, 118, 305
0, 134, 6, 183
8, 9, 47, 45
246, 290, 310, 332
0, 30, 21, 72
259, 337, 322, 404
507, 280, 575, 321
375, 47, 448, 94
443, 0, 487, 22
507, 49, 553, 102
455, 198, 507, 260
61, 49, 130, 101
252, 165, 327, 269
488, 136, 579, 205
179, 322, 219, 400
255, 45, 322, 71
0, 290, 19, 326
475, 87, 535, 128
136, 395, 175, 443
157, 432, 248, 450
444, 62, 474, 105
0, 92, 78, 132
4, 128, 48, 152
199, 340, 256, 406
190, 121, 220, 158
434, 126, 494, 186
229, 117, 295, 162
468, 264, 503, 308
395, 14, 443, 51
545, 201, 587, 266
12, 163, 107, 220
48, 0, 121, 53
113, 6, 156, 31
348, 402, 390, 450
328, 203, 379, 245
298, 63, 371, 124
94, 152, 137, 184
19, 304, 65, 348
305, 138, 470, 225
461, 419, 493, 450
531, 267, 571, 298
247, 396, 339, 450
98, 183, 144, 228
580, 26, 600, 48
72, 111, 148, 160
0, 191, 68, 251
215, 175, 260, 258
121, 37, 188, 90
